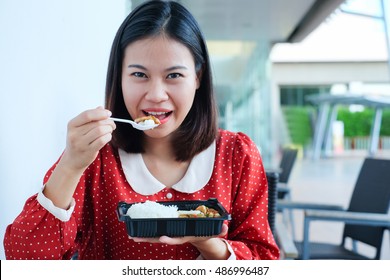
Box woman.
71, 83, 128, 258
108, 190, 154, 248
4, 0, 279, 260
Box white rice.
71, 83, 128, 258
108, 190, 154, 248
126, 200, 179, 218
138, 119, 155, 126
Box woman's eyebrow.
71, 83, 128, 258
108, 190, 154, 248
127, 64, 189, 71
165, 65, 188, 71
127, 64, 147, 70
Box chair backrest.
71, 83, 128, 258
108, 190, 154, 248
266, 171, 279, 235
343, 158, 390, 259
278, 148, 298, 183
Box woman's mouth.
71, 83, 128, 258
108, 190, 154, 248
142, 110, 172, 124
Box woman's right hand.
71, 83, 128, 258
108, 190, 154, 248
60, 107, 116, 173
43, 107, 116, 209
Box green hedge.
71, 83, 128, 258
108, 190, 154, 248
337, 107, 390, 137
282, 106, 314, 146
282, 106, 390, 146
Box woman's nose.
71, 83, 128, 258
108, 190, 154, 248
145, 79, 169, 102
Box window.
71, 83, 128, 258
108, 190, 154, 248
280, 85, 331, 106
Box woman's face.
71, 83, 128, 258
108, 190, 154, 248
121, 36, 200, 138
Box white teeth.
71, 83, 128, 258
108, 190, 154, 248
146, 112, 167, 116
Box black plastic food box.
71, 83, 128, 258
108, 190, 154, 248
117, 198, 231, 237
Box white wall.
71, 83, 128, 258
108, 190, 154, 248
0, 0, 127, 259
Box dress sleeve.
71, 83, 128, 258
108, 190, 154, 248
225, 132, 280, 260
37, 186, 76, 222
3, 157, 89, 260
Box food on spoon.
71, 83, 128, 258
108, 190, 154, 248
134, 115, 161, 126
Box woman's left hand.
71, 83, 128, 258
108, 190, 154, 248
129, 224, 230, 259
129, 223, 228, 245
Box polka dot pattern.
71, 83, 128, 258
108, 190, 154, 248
4, 130, 280, 260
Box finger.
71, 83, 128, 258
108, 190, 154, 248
159, 235, 196, 245
85, 124, 115, 147
69, 108, 112, 128
76, 118, 116, 137
68, 122, 114, 149
158, 236, 176, 244
131, 237, 161, 243
218, 224, 228, 236
89, 131, 112, 150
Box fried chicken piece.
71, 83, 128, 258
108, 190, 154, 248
134, 115, 161, 125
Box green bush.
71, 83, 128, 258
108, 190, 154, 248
282, 106, 390, 147
381, 109, 390, 135
282, 106, 314, 146
337, 107, 390, 137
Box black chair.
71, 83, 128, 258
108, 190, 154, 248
274, 148, 298, 238
278, 157, 390, 259
267, 171, 299, 259
266, 171, 278, 234
277, 147, 298, 199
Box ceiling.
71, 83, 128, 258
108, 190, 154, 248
130, 0, 346, 106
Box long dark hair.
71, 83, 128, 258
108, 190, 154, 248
105, 0, 218, 161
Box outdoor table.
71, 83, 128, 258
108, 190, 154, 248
307, 93, 390, 159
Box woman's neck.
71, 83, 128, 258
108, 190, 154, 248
142, 136, 190, 188
143, 135, 175, 160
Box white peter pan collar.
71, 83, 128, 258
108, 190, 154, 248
118, 141, 216, 195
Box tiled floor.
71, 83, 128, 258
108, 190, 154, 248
277, 150, 390, 259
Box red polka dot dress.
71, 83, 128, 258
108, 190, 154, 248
4, 130, 280, 260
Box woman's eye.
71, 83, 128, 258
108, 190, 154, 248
132, 72, 147, 78
167, 73, 183, 79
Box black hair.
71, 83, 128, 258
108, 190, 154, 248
105, 0, 218, 161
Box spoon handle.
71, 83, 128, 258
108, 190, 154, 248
109, 117, 134, 124
109, 117, 159, 131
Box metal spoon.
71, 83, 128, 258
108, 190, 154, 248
109, 117, 159, 131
